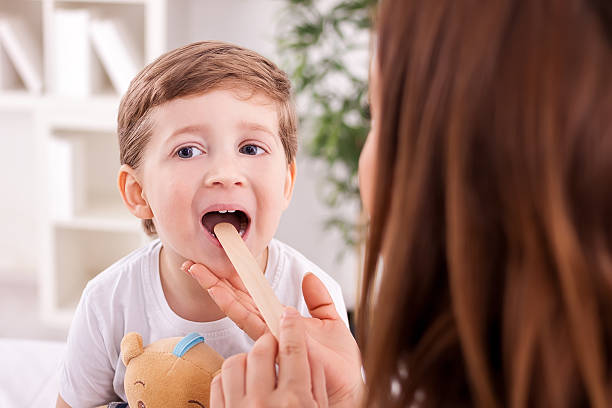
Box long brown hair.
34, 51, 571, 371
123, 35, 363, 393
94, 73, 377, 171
358, 1, 612, 406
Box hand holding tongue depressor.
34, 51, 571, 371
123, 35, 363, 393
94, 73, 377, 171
213, 222, 285, 339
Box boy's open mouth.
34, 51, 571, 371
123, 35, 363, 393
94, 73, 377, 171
201, 210, 250, 238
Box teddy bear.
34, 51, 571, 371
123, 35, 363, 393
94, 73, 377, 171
116, 332, 224, 408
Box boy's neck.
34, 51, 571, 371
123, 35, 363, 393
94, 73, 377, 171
157, 244, 269, 323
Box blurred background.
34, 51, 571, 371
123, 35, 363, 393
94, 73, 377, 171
0, 0, 373, 342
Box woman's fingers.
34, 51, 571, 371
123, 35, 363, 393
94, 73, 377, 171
211, 286, 268, 339
214, 307, 337, 407
186, 262, 248, 293
221, 354, 246, 406
246, 333, 278, 397
302, 273, 340, 321
186, 261, 268, 340
188, 264, 341, 406
210, 374, 225, 408
277, 307, 311, 391
233, 287, 264, 316
186, 262, 221, 289
226, 272, 249, 293
310, 356, 329, 408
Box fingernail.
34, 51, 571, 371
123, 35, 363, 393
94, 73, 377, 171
181, 261, 192, 274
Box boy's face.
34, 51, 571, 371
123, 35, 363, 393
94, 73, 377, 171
138, 88, 295, 276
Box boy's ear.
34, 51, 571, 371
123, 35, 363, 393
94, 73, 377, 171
118, 164, 154, 220
282, 160, 297, 210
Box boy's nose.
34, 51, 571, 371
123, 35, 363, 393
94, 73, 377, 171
204, 165, 246, 188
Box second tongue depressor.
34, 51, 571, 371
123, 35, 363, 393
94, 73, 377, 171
213, 222, 285, 339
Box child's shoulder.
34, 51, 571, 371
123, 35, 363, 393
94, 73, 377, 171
82, 238, 161, 300
269, 238, 338, 287
270, 238, 323, 272
269, 238, 348, 322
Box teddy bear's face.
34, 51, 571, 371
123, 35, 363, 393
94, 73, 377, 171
124, 353, 214, 408
121, 333, 224, 408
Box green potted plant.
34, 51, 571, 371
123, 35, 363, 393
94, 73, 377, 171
277, 0, 376, 257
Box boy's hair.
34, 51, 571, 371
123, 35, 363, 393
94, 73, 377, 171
117, 41, 298, 236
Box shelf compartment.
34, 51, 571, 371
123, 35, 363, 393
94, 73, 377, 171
48, 127, 126, 220
52, 225, 144, 312
51, 1, 145, 96
0, 0, 44, 93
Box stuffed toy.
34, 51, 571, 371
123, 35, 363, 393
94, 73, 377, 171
101, 332, 224, 408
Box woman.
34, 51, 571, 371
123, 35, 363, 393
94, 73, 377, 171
187, 0, 612, 406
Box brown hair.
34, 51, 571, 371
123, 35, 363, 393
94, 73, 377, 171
359, 1, 612, 407
117, 41, 297, 235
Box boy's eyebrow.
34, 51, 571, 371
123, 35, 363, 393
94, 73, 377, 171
238, 120, 275, 137
169, 124, 210, 139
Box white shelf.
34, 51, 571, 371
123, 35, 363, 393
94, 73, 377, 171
56, 1, 151, 4
53, 226, 144, 305
1, 0, 172, 326
40, 225, 145, 327
53, 204, 140, 232
0, 90, 38, 110
0, 93, 119, 117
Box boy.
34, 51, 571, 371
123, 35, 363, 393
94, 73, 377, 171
56, 41, 348, 407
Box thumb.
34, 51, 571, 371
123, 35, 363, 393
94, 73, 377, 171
302, 273, 340, 321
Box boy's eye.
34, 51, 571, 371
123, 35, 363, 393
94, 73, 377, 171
239, 144, 265, 156
177, 146, 203, 159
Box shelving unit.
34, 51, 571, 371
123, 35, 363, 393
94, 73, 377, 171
0, 0, 177, 327
0, 0, 313, 328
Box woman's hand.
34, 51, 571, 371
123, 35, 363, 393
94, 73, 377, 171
184, 263, 363, 407
210, 307, 328, 407
182, 260, 267, 339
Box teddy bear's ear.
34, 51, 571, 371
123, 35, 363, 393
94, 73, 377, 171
121, 332, 144, 366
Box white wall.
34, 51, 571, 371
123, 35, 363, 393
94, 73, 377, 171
276, 156, 360, 309
170, 0, 282, 59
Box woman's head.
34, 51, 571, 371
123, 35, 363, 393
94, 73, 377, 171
359, 1, 612, 407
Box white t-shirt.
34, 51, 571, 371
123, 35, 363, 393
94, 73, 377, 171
59, 238, 348, 407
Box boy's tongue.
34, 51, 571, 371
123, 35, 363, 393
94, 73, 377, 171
202, 211, 248, 236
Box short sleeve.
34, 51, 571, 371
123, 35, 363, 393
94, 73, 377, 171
58, 285, 119, 407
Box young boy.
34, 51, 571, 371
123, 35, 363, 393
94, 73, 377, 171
56, 41, 348, 407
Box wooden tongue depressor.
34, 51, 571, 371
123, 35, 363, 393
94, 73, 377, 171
213, 222, 285, 339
